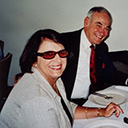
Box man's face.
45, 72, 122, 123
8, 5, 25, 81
84, 12, 111, 45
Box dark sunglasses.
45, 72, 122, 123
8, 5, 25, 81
36, 49, 68, 59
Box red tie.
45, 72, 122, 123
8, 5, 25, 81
90, 45, 96, 93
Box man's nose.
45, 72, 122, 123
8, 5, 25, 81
99, 27, 105, 36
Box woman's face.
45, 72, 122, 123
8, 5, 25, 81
35, 38, 67, 82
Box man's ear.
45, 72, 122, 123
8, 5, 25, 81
84, 17, 90, 27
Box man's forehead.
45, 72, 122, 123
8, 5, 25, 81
92, 12, 111, 25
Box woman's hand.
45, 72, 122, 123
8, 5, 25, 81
101, 102, 124, 118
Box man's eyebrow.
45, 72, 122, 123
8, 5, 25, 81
96, 22, 111, 29
96, 22, 102, 25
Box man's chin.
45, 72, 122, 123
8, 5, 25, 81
94, 41, 102, 45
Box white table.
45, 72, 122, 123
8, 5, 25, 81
73, 86, 128, 128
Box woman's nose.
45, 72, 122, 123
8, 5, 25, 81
54, 53, 61, 62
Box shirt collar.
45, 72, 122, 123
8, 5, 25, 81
32, 67, 58, 98
81, 29, 96, 49
81, 29, 91, 49
31, 67, 64, 98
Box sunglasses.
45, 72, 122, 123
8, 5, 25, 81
36, 49, 68, 59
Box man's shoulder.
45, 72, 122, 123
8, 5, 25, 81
60, 28, 83, 45
61, 28, 83, 37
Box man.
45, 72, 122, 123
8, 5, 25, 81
61, 6, 127, 106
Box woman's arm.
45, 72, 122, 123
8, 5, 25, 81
74, 102, 123, 119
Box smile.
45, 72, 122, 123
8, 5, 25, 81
95, 33, 103, 39
50, 65, 62, 70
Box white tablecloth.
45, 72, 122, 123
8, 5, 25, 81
73, 86, 128, 128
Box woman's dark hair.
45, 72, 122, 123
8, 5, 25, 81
20, 29, 72, 73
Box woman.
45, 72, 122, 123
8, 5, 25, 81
0, 29, 123, 128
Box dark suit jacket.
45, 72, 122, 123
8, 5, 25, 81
61, 29, 118, 105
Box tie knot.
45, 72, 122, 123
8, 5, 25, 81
90, 45, 94, 49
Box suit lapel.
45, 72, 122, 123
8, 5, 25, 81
61, 29, 82, 99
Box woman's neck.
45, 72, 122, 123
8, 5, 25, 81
46, 77, 60, 96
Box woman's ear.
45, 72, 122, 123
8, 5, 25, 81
33, 63, 37, 68
84, 17, 90, 27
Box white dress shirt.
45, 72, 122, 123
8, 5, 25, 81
71, 29, 91, 99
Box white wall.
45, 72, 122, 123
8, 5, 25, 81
0, 0, 128, 86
